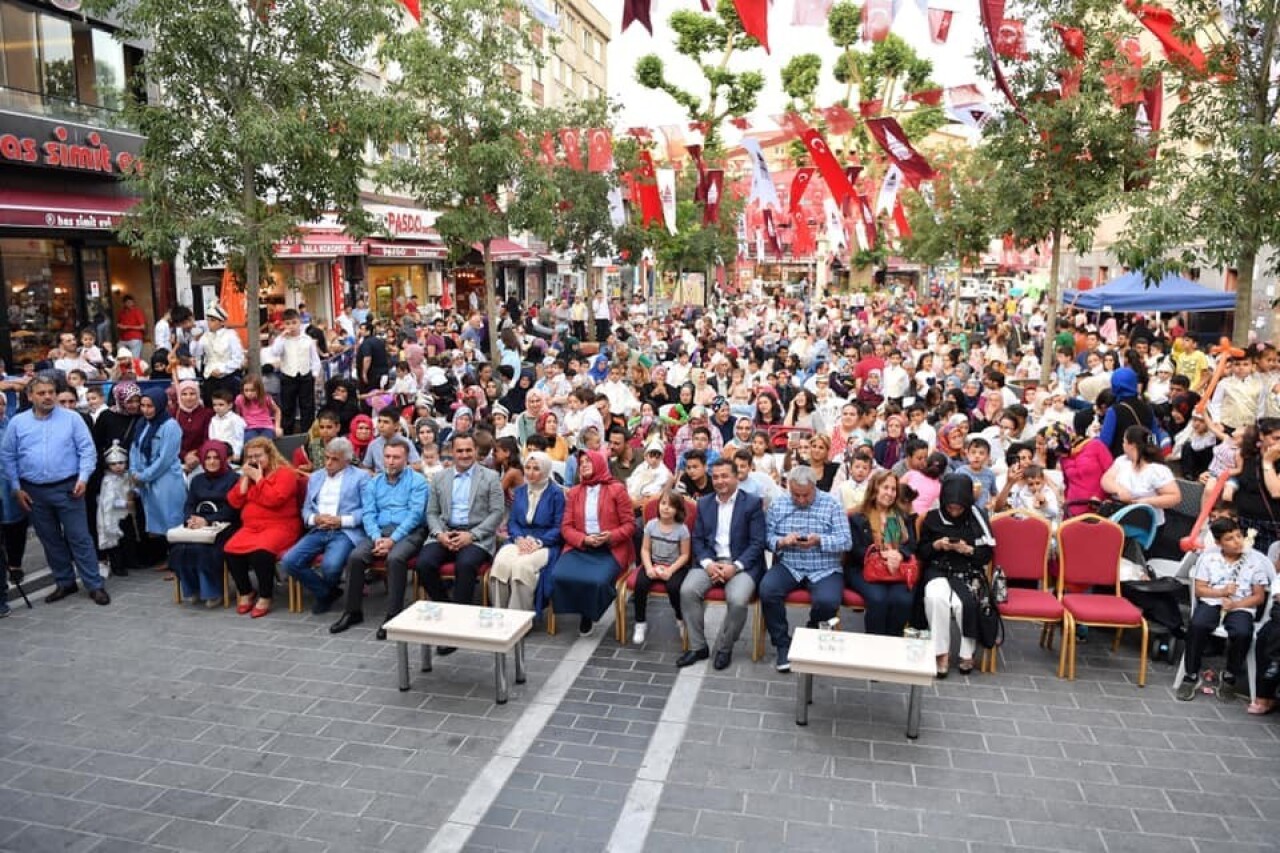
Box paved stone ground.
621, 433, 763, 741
1, 566, 1278, 853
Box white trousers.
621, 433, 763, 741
923, 577, 977, 659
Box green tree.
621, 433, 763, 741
86, 0, 404, 369
899, 147, 998, 277
384, 0, 618, 363
1111, 1, 1280, 345
781, 53, 823, 111
977, 0, 1149, 383
634, 0, 766, 150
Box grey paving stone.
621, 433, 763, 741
72, 806, 172, 843
0, 823, 100, 853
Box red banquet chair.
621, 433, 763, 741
615, 496, 697, 645
981, 511, 1065, 674
1056, 514, 1148, 686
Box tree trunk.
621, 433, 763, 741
483, 238, 500, 367
1239, 245, 1258, 348
243, 158, 261, 374
1039, 226, 1062, 387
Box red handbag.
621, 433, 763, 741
862, 546, 920, 589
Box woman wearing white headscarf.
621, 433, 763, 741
489, 452, 566, 613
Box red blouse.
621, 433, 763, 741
225, 466, 303, 557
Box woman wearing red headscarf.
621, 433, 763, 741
552, 449, 636, 635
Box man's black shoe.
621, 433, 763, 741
88, 589, 110, 606
45, 585, 78, 604
375, 615, 393, 641
713, 649, 733, 670
675, 647, 710, 667
329, 611, 364, 634
437, 646, 458, 656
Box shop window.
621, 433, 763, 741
90, 28, 125, 111
38, 12, 74, 101
107, 245, 154, 346
3, 237, 79, 367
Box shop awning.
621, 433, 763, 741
274, 230, 367, 258
0, 189, 138, 229
473, 238, 531, 261
367, 240, 447, 260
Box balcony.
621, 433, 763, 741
0, 85, 137, 131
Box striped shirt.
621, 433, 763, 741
766, 490, 852, 582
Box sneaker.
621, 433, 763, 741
1175, 678, 1198, 701
632, 622, 647, 644
775, 646, 791, 673
1217, 679, 1244, 703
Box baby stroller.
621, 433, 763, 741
1109, 503, 1188, 663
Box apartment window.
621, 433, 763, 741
531, 80, 543, 105
582, 30, 593, 56
503, 63, 521, 92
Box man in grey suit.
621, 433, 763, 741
419, 433, 505, 652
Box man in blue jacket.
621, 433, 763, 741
330, 437, 428, 639
679, 458, 766, 670
282, 437, 369, 614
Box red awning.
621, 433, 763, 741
367, 240, 447, 260
0, 189, 138, 230
473, 238, 531, 261
274, 230, 367, 258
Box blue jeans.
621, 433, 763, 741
758, 563, 843, 650
282, 529, 359, 599
24, 478, 102, 591
244, 427, 276, 444
847, 568, 914, 636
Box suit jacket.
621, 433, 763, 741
692, 490, 767, 584
302, 465, 370, 545
426, 463, 505, 555
561, 480, 636, 571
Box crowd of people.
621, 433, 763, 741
1, 283, 1278, 714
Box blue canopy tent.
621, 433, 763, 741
1060, 272, 1236, 313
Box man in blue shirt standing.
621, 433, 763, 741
0, 375, 107, 605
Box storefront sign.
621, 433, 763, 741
0, 111, 144, 175
0, 188, 137, 229
365, 203, 440, 240
367, 241, 446, 260
275, 234, 367, 257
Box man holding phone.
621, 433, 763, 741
758, 466, 852, 672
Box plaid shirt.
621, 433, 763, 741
766, 490, 852, 582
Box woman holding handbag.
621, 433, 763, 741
847, 470, 918, 637
169, 442, 239, 606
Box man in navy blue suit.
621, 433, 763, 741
679, 458, 766, 670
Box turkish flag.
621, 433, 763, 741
636, 150, 663, 228
789, 168, 816, 214
559, 128, 583, 170
994, 19, 1028, 60
865, 117, 936, 187
1126, 1, 1207, 74
893, 199, 912, 240
980, 0, 1023, 117
792, 213, 816, 256
816, 104, 857, 136
927, 8, 952, 43
776, 111, 809, 137
792, 0, 832, 26
539, 132, 556, 167
586, 128, 612, 172
862, 0, 892, 42
399, 0, 420, 22
800, 128, 855, 207
1051, 23, 1086, 59
908, 88, 943, 107
858, 100, 883, 118
703, 170, 724, 225
734, 0, 770, 53
728, 116, 752, 130
622, 0, 652, 34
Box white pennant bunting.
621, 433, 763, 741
656, 168, 678, 235
607, 185, 627, 228
823, 197, 847, 251
742, 138, 781, 210
875, 165, 903, 216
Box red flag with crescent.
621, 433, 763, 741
893, 199, 912, 240
399, 0, 420, 22
800, 128, 854, 207
980, 0, 1024, 120
865, 117, 936, 187
789, 168, 816, 215
994, 19, 1028, 60
927, 8, 952, 43
733, 0, 770, 52
1125, 0, 1207, 74
636, 150, 663, 228
1051, 23, 1086, 59
586, 128, 613, 172
559, 128, 583, 170
538, 132, 556, 167
816, 104, 857, 136
862, 0, 892, 42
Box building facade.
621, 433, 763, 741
0, 0, 165, 369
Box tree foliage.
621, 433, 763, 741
1110, 0, 1280, 343
899, 148, 997, 269
84, 0, 405, 369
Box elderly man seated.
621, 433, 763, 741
281, 438, 369, 614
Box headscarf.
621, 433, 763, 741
588, 355, 610, 384
577, 448, 614, 487
451, 405, 474, 431
113, 381, 141, 410
137, 386, 172, 459
198, 439, 231, 477
403, 343, 425, 383
349, 414, 374, 460
176, 379, 202, 413
536, 410, 558, 435
500, 367, 533, 413
935, 473, 994, 543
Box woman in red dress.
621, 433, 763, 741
225, 437, 303, 617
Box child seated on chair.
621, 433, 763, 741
1007, 464, 1061, 521
1177, 516, 1273, 702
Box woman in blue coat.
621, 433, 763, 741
129, 387, 187, 550
488, 451, 565, 613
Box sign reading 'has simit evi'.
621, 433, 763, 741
0, 111, 144, 175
